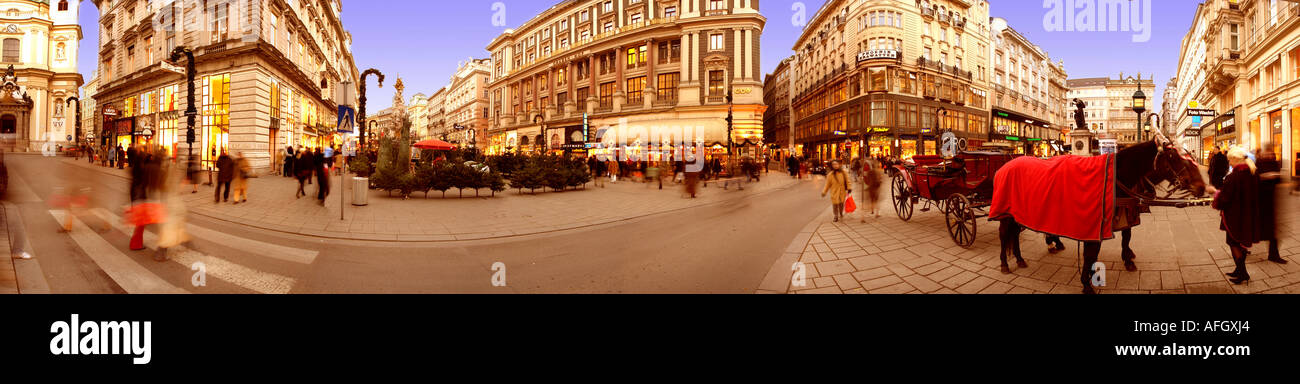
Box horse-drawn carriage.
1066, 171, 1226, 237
890, 152, 1020, 248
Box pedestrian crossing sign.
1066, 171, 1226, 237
337, 105, 356, 133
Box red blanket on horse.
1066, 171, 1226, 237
990, 155, 1117, 242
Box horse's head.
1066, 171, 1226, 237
1150, 143, 1208, 198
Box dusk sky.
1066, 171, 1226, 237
77, 0, 1199, 112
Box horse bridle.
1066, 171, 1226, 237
1143, 145, 1199, 198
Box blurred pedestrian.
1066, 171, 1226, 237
116, 144, 126, 169
231, 151, 251, 205
184, 153, 200, 194
155, 150, 191, 261
607, 159, 620, 183
1208, 146, 1229, 190
108, 145, 118, 168
1214, 146, 1261, 285
295, 148, 313, 198
786, 154, 799, 178
860, 157, 883, 222
684, 164, 700, 198
1257, 149, 1286, 264
129, 145, 147, 201
214, 149, 233, 203
315, 147, 331, 205
283, 146, 296, 177
822, 160, 850, 223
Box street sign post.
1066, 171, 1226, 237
162, 61, 186, 75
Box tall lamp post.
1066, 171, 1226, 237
169, 47, 197, 175
358, 69, 385, 152
725, 90, 734, 177
66, 97, 81, 146
1131, 89, 1147, 143
935, 107, 947, 155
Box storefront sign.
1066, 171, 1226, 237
1187, 109, 1216, 117
103, 107, 118, 117
856, 50, 900, 62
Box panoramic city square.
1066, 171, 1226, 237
0, 0, 1297, 296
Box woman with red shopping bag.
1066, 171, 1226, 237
821, 160, 851, 223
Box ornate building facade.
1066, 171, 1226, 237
0, 0, 83, 152
446, 57, 490, 150
486, 0, 766, 159
988, 19, 1069, 156
91, 0, 359, 174
790, 0, 992, 161
762, 56, 791, 155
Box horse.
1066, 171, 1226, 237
995, 140, 1207, 294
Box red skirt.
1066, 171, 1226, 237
125, 202, 168, 227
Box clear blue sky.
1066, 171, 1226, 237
78, 0, 1198, 112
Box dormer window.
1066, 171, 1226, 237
58, 1, 69, 12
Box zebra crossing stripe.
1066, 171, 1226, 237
49, 210, 187, 294
88, 208, 297, 294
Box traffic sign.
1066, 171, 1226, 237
336, 105, 355, 133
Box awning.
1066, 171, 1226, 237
412, 139, 455, 150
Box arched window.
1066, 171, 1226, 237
58, 1, 69, 12
5, 9, 17, 17
2, 38, 18, 63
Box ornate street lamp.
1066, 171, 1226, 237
1132, 88, 1147, 142
169, 47, 197, 172
358, 69, 385, 152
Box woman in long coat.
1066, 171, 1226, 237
821, 160, 851, 223
1256, 150, 1286, 264
1214, 147, 1261, 284
861, 157, 883, 221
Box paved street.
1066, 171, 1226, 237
8, 153, 1299, 295
59, 157, 798, 241
768, 177, 1300, 294
3, 153, 823, 293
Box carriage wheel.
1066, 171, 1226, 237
945, 194, 977, 248
891, 175, 914, 221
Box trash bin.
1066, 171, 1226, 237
352, 177, 369, 206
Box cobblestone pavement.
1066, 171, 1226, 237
62, 158, 797, 242
775, 180, 1300, 294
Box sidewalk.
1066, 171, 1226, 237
769, 184, 1300, 294
1, 203, 15, 294
63, 159, 801, 242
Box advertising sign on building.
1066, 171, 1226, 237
856, 50, 900, 62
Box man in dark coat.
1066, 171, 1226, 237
315, 147, 330, 205
283, 146, 295, 177
215, 150, 234, 203
295, 148, 315, 198
1256, 150, 1286, 264
1208, 146, 1229, 190
1214, 148, 1262, 284
128, 145, 146, 201
787, 154, 800, 177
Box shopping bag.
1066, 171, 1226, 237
845, 195, 858, 213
